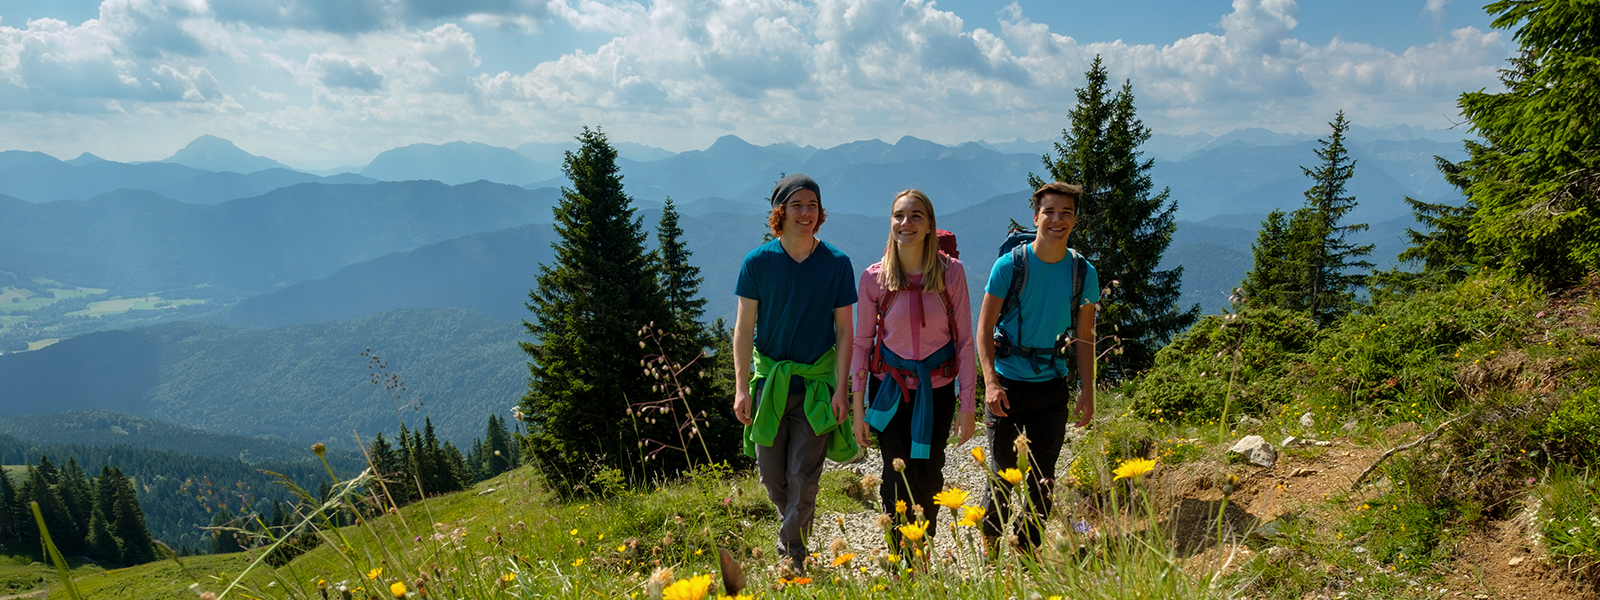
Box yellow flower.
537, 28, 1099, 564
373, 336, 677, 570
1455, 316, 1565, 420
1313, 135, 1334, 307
932, 488, 968, 509
998, 468, 1024, 485
616, 544, 627, 552
886, 554, 901, 563
832, 552, 856, 567
1112, 458, 1156, 481
389, 581, 407, 598
895, 499, 907, 514
568, 528, 578, 536
571, 558, 584, 567
366, 568, 382, 580
970, 446, 985, 463
662, 574, 714, 600
502, 573, 515, 582
959, 505, 986, 527
897, 521, 927, 542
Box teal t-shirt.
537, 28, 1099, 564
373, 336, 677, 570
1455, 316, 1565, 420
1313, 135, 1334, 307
984, 243, 1100, 382
735, 239, 857, 366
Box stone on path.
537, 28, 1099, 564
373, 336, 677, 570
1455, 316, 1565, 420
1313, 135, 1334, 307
1228, 435, 1278, 468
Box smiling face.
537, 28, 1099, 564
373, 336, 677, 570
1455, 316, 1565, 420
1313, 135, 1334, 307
890, 193, 931, 248
1033, 191, 1077, 244
782, 189, 821, 237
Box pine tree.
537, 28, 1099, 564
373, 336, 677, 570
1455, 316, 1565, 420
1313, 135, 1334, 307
466, 438, 487, 483
1294, 112, 1374, 324
1242, 210, 1298, 308
1030, 55, 1197, 379
108, 469, 155, 563
36, 455, 58, 485
368, 432, 409, 505
1456, 0, 1600, 285
209, 508, 242, 554
86, 509, 121, 564
0, 468, 19, 543
442, 442, 470, 491
520, 126, 671, 488
483, 414, 514, 477
58, 458, 94, 549
20, 464, 79, 554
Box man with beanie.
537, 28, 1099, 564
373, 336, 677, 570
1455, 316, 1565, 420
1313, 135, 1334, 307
734, 173, 859, 574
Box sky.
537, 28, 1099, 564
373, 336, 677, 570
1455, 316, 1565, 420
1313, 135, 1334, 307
0, 0, 1510, 169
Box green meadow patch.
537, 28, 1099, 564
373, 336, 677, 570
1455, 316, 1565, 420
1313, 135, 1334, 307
66, 296, 206, 318
0, 286, 108, 313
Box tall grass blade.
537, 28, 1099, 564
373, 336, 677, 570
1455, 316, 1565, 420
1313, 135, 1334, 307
30, 501, 83, 600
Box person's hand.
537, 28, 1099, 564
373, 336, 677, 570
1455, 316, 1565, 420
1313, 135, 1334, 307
984, 378, 1009, 418
734, 390, 753, 426
956, 411, 976, 444
853, 414, 871, 449
1073, 388, 1095, 428
831, 389, 850, 425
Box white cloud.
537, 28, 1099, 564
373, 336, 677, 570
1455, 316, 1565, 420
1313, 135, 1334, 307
1424, 0, 1450, 18
0, 0, 1510, 165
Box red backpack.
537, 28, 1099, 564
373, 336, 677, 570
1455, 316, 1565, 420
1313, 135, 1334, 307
867, 229, 960, 378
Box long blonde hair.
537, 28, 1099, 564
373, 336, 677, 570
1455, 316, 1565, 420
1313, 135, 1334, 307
879, 189, 948, 294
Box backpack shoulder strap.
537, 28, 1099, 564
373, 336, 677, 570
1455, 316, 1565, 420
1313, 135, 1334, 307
1002, 242, 1028, 320
1068, 249, 1087, 334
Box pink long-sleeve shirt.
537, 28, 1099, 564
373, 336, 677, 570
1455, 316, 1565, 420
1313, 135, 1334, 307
850, 257, 976, 414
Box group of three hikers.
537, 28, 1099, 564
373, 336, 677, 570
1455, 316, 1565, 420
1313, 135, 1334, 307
731, 174, 1100, 573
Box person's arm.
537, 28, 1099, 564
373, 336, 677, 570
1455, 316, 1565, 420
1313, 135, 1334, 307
733, 296, 758, 426
949, 261, 977, 444
832, 305, 854, 425
1073, 302, 1096, 427
849, 271, 878, 448
976, 292, 1008, 418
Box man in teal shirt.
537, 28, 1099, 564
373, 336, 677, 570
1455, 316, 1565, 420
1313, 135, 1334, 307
733, 174, 857, 574
975, 182, 1100, 555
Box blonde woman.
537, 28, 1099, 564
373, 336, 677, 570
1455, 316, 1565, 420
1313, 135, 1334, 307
849, 189, 975, 539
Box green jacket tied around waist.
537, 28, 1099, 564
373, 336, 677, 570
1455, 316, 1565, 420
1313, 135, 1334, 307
744, 346, 859, 462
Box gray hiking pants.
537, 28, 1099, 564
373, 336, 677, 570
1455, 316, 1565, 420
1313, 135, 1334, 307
755, 381, 828, 557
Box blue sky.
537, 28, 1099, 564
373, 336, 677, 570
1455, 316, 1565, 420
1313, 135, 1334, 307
0, 0, 1508, 169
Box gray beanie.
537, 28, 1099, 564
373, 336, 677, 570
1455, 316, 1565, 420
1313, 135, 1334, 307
769, 173, 821, 208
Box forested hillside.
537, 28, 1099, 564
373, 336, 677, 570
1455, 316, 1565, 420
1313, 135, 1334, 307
0, 308, 525, 447
0, 410, 363, 465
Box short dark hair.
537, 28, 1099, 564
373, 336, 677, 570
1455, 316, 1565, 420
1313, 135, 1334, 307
1030, 182, 1082, 213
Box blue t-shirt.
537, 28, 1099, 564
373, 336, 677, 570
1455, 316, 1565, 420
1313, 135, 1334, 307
735, 239, 858, 366
984, 243, 1100, 382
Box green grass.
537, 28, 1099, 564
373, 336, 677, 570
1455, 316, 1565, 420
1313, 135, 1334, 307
65, 296, 205, 318
0, 287, 108, 313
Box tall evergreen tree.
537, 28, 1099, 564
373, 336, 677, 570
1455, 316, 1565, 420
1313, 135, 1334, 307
86, 509, 121, 564
58, 458, 94, 549
1294, 112, 1374, 324
368, 432, 409, 505
442, 442, 470, 491
209, 507, 242, 554
1456, 0, 1600, 285
0, 468, 19, 543
20, 465, 78, 554
1370, 156, 1483, 298
520, 126, 670, 488
482, 414, 514, 477
111, 469, 156, 563
1241, 209, 1299, 308
36, 455, 58, 485
1031, 55, 1197, 379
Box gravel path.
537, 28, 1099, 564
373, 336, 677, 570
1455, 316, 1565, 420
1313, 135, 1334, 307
815, 426, 1083, 570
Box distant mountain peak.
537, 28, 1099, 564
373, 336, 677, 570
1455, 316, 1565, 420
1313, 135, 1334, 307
65, 152, 104, 166
164, 135, 292, 174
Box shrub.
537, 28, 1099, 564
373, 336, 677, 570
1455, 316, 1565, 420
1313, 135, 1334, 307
1545, 385, 1600, 463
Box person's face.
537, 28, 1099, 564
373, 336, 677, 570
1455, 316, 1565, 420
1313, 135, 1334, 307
1033, 192, 1077, 244
890, 194, 930, 248
783, 189, 820, 236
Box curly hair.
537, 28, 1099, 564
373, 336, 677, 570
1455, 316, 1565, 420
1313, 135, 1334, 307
767, 203, 828, 237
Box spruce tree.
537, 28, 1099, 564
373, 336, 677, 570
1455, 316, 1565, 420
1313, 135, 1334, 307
209, 508, 242, 554
58, 458, 94, 549
466, 438, 487, 483
483, 414, 514, 477
520, 126, 670, 488
0, 469, 17, 543
20, 464, 79, 554
86, 509, 121, 564
1294, 111, 1374, 324
442, 442, 470, 491
1031, 55, 1197, 379
1242, 210, 1301, 308
111, 470, 156, 563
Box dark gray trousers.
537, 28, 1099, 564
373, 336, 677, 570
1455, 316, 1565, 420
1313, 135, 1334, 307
755, 382, 828, 557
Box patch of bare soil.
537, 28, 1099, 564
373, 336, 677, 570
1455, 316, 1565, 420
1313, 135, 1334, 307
1441, 520, 1598, 600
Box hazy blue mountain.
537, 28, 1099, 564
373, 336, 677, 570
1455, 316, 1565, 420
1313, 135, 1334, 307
516, 140, 678, 164
362, 141, 561, 184
162, 134, 292, 173
0, 181, 561, 294
151, 168, 378, 204
0, 409, 360, 465
65, 152, 105, 166
227, 224, 558, 326
0, 307, 525, 447
620, 135, 806, 203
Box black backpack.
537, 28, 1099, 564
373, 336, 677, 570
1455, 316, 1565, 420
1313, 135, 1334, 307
994, 227, 1088, 376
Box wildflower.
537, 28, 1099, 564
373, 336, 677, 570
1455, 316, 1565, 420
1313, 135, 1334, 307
312, 443, 326, 457
874, 513, 894, 530
895, 500, 907, 514
1113, 458, 1156, 481
367, 568, 383, 580
390, 581, 407, 598
828, 537, 847, 556
970, 446, 985, 464
502, 574, 515, 582
898, 521, 927, 542
999, 468, 1025, 485
660, 574, 714, 600
959, 505, 986, 527
893, 458, 906, 472
569, 528, 578, 536
571, 558, 584, 567
1012, 431, 1031, 455
832, 553, 856, 567
932, 488, 968, 509
886, 554, 901, 563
